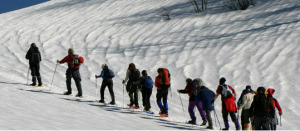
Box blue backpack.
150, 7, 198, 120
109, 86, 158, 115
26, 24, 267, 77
106, 69, 115, 78
143, 76, 153, 89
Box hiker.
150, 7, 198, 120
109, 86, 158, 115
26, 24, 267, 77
237, 85, 254, 106
57, 48, 84, 97
250, 87, 275, 130
267, 88, 283, 130
122, 63, 140, 108
95, 64, 115, 105
25, 43, 42, 86
140, 70, 154, 111
196, 78, 216, 129
155, 68, 171, 117
237, 88, 255, 130
211, 77, 240, 130
177, 78, 207, 125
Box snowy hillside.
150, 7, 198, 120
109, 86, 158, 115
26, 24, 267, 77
0, 0, 300, 129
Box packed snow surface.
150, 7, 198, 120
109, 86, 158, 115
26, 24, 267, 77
0, 0, 299, 130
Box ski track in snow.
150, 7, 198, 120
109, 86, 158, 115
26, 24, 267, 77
0, 0, 300, 129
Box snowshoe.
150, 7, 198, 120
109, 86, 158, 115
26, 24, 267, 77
29, 83, 36, 86
159, 113, 168, 117
127, 104, 139, 109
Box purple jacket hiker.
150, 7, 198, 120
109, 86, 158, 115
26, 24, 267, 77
177, 78, 207, 125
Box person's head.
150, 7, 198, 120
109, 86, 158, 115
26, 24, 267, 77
102, 64, 108, 70
186, 78, 193, 85
128, 63, 136, 70
30, 43, 36, 47
157, 68, 163, 76
267, 88, 275, 96
68, 48, 74, 55
142, 70, 148, 76
257, 87, 266, 94
193, 78, 204, 87
219, 77, 226, 85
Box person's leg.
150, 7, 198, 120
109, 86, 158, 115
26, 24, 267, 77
107, 80, 115, 103
128, 84, 134, 105
229, 111, 240, 129
30, 65, 37, 85
146, 88, 152, 110
100, 80, 107, 101
141, 87, 146, 108
156, 90, 164, 112
222, 110, 230, 129
196, 101, 207, 124
35, 64, 42, 86
132, 85, 139, 107
162, 88, 169, 114
188, 101, 197, 122
206, 110, 213, 128
73, 69, 82, 96
65, 69, 72, 94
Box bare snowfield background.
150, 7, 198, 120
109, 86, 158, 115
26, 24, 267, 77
0, 0, 299, 130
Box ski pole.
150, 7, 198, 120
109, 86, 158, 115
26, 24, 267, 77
26, 67, 29, 85
49, 63, 58, 91
280, 115, 282, 126
95, 77, 98, 100
178, 93, 185, 112
123, 83, 125, 108
213, 103, 221, 130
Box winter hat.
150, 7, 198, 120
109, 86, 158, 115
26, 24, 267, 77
267, 88, 275, 96
186, 78, 193, 84
219, 77, 226, 85
31, 43, 36, 47
142, 70, 148, 76
101, 64, 108, 69
246, 85, 251, 89
257, 87, 266, 94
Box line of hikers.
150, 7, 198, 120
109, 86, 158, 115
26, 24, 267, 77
26, 44, 283, 130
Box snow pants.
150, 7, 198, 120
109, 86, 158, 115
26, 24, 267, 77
100, 79, 115, 102
156, 88, 168, 114
30, 63, 42, 85
205, 110, 213, 127
253, 116, 270, 130
128, 82, 139, 106
142, 87, 152, 110
188, 101, 206, 121
66, 68, 82, 96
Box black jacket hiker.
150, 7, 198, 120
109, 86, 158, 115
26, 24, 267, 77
25, 43, 42, 86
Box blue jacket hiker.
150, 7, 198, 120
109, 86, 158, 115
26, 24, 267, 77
140, 70, 153, 111
197, 85, 216, 129
95, 64, 115, 105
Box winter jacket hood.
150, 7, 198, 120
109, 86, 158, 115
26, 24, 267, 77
267, 88, 275, 96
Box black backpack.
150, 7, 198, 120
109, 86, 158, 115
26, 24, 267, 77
71, 55, 81, 67
130, 69, 140, 82
31, 52, 40, 64
254, 94, 270, 116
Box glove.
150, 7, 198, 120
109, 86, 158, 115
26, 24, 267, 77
95, 75, 98, 78
211, 99, 215, 105
237, 106, 240, 110
57, 60, 60, 63
122, 80, 125, 84
279, 112, 282, 116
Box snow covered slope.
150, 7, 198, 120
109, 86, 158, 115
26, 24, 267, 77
0, 0, 299, 129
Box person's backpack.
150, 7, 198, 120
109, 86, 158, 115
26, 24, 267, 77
160, 68, 171, 85
71, 55, 81, 67
130, 69, 140, 82
221, 84, 233, 98
254, 94, 270, 115
143, 76, 153, 89
106, 69, 115, 78
31, 52, 40, 64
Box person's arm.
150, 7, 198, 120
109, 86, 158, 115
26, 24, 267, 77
238, 94, 248, 110
96, 70, 105, 78
25, 49, 31, 60
57, 56, 68, 64
274, 99, 283, 115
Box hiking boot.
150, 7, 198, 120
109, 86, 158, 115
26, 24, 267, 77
201, 119, 207, 126
99, 99, 105, 103
222, 128, 229, 130
187, 120, 196, 125
30, 83, 36, 86
63, 91, 72, 95
236, 126, 241, 130
37, 84, 42, 86
109, 101, 115, 105
159, 108, 166, 114
206, 126, 213, 129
